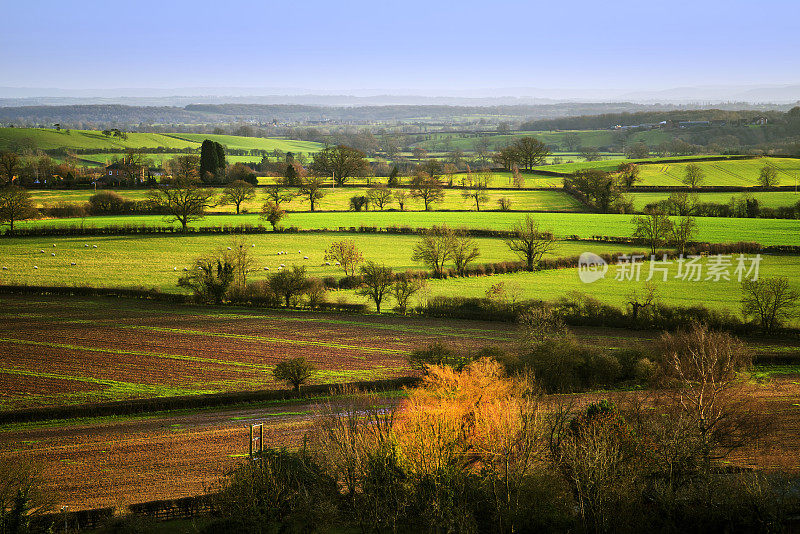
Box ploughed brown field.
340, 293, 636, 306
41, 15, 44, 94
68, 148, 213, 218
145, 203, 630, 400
0, 295, 522, 410
1, 294, 798, 511
2, 378, 799, 511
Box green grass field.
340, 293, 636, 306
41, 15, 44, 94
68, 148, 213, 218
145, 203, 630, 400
536, 156, 800, 187
0, 234, 650, 292
18, 211, 800, 246
75, 153, 264, 167
398, 254, 800, 317
630, 191, 800, 210
0, 127, 324, 154
28, 187, 582, 213
0, 233, 796, 322
411, 129, 672, 152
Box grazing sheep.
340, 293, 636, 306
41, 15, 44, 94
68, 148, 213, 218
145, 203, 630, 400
40, 250, 44, 253
298, 250, 302, 253
335, 262, 341, 266
71, 262, 76, 266
183, 267, 189, 271
33, 266, 38, 269
264, 267, 270, 271
325, 261, 330, 266
93, 245, 98, 248
2, 266, 8, 270
51, 253, 55, 256
85, 244, 89, 247
174, 267, 178, 271
252, 244, 256, 247
227, 247, 232, 250
304, 256, 309, 260
52, 244, 56, 247
280, 263, 285, 267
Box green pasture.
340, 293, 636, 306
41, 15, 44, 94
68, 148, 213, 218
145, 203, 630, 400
345, 254, 800, 321
75, 153, 263, 168
28, 187, 581, 213
0, 234, 649, 292
410, 129, 671, 152
17, 211, 800, 246
630, 191, 800, 210
536, 156, 800, 187
164, 133, 323, 153
0, 127, 324, 154
0, 128, 197, 151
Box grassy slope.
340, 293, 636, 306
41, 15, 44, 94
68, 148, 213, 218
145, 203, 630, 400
630, 191, 800, 210
165, 133, 323, 153
0, 234, 647, 292
0, 128, 324, 153
28, 188, 582, 213
0, 233, 796, 321
538, 157, 800, 187
18, 211, 800, 246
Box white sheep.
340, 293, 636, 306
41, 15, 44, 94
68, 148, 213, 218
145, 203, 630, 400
40, 250, 44, 253
335, 262, 341, 266
183, 267, 189, 271
2, 266, 7, 270
52, 244, 56, 247
280, 263, 285, 267
174, 267, 178, 271
303, 256, 309, 260
33, 266, 38, 269
71, 262, 76, 266
85, 244, 89, 247
51, 253, 55, 256
251, 244, 256, 247
264, 267, 270, 271
325, 261, 330, 266
298, 250, 301, 253
93, 245, 98, 249
227, 247, 232, 250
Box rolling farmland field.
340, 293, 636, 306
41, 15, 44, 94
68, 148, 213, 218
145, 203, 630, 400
16, 211, 800, 246
0, 295, 522, 410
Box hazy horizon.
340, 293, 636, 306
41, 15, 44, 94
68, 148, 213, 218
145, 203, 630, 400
2, 0, 799, 104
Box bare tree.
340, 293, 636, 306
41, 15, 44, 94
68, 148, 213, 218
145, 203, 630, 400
392, 274, 425, 314
461, 176, 489, 211
220, 180, 256, 214
0, 151, 20, 184
310, 144, 369, 186
393, 189, 409, 211
366, 185, 393, 210
260, 201, 286, 230
264, 182, 297, 208
632, 208, 674, 255
741, 277, 799, 334
298, 176, 326, 211
682, 164, 705, 189
0, 185, 37, 235
412, 226, 456, 276
758, 164, 779, 187
147, 163, 215, 232
504, 215, 556, 271
325, 240, 363, 277
658, 324, 754, 470
671, 216, 697, 255
356, 261, 394, 312
410, 172, 444, 211
451, 229, 480, 276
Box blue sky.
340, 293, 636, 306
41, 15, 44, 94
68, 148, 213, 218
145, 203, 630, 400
2, 0, 798, 96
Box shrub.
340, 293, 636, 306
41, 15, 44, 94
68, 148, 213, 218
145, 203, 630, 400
408, 343, 475, 372
212, 448, 338, 533
273, 357, 315, 392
